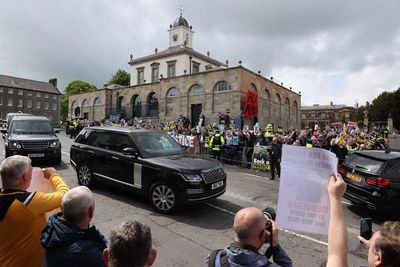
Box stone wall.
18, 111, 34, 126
68, 66, 301, 130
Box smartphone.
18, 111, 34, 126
360, 218, 372, 241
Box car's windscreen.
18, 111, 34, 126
10, 120, 54, 134
135, 132, 182, 158
344, 154, 385, 175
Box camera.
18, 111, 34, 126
263, 207, 276, 243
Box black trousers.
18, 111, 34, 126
270, 160, 281, 179
212, 150, 222, 161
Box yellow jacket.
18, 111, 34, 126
0, 175, 69, 267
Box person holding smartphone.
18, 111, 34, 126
358, 221, 400, 267
326, 173, 400, 267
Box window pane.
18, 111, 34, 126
214, 81, 230, 92
189, 84, 204, 95
167, 88, 180, 97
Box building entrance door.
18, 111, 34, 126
191, 104, 202, 127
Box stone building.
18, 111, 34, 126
69, 12, 301, 130
0, 74, 61, 125
301, 102, 355, 129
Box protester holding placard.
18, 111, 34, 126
0, 155, 69, 267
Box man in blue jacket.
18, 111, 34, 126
208, 207, 293, 267
41, 186, 107, 267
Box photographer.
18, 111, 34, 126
207, 207, 293, 267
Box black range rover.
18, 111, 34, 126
70, 126, 227, 213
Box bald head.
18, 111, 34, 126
61, 186, 94, 225
233, 207, 265, 242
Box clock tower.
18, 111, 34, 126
168, 6, 194, 48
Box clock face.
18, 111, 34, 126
173, 34, 178, 42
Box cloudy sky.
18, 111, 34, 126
1, 0, 399, 106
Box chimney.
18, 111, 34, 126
330, 101, 333, 106
49, 78, 57, 88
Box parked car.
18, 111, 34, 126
70, 126, 227, 213
339, 149, 400, 218
1, 115, 61, 164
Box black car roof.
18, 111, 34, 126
85, 126, 162, 134
10, 115, 50, 121
355, 150, 400, 160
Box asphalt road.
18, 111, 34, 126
2, 132, 399, 266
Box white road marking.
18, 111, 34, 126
62, 151, 70, 156
205, 202, 328, 247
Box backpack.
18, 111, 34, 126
208, 249, 230, 267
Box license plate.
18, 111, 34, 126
347, 172, 362, 182
212, 181, 224, 190
28, 153, 45, 158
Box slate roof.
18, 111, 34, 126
301, 104, 353, 111
0, 74, 61, 94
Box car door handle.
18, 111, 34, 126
112, 156, 119, 160
87, 150, 95, 154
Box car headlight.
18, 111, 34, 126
12, 142, 22, 149
50, 141, 59, 148
182, 174, 203, 183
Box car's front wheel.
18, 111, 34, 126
77, 163, 94, 187
149, 182, 178, 213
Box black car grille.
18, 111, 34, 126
22, 140, 49, 149
201, 167, 226, 184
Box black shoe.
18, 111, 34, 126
269, 177, 275, 180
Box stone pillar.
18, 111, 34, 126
388, 117, 393, 132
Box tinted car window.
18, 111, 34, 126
109, 133, 133, 152
86, 132, 111, 149
383, 160, 400, 179
11, 120, 53, 134
135, 132, 182, 158
344, 154, 385, 174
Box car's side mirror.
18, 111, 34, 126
1, 129, 7, 134
122, 147, 139, 157
54, 128, 60, 134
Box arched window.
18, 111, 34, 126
167, 87, 180, 97
285, 97, 290, 106
275, 94, 281, 104
264, 89, 270, 100
293, 101, 298, 122
82, 99, 88, 107
250, 83, 257, 91
147, 92, 159, 117
275, 94, 281, 119
189, 84, 204, 95
131, 95, 141, 117
117, 96, 126, 113
93, 97, 101, 106
71, 101, 80, 118
214, 81, 231, 92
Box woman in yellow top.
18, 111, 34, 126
0, 155, 69, 267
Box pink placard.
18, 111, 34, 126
27, 167, 61, 219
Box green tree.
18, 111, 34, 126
367, 87, 400, 130
107, 69, 130, 86
340, 114, 346, 123
61, 80, 97, 121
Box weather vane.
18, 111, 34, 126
179, 3, 184, 16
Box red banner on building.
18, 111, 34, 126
243, 90, 258, 119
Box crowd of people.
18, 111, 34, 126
1, 155, 399, 266
65, 116, 392, 170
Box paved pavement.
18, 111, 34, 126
389, 134, 400, 149
2, 131, 398, 266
